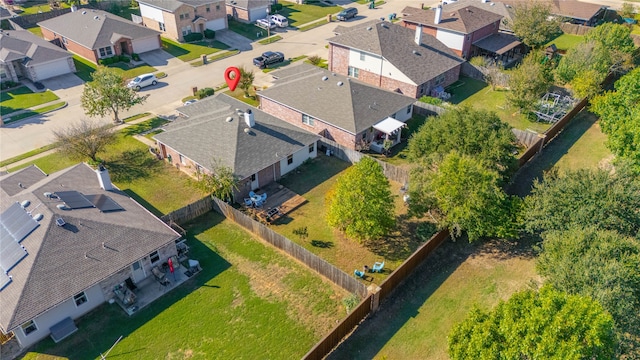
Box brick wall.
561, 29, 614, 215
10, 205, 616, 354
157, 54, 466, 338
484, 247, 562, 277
402, 21, 437, 37
465, 21, 499, 59
380, 75, 419, 97
328, 43, 349, 74
41, 27, 98, 63
227, 5, 250, 22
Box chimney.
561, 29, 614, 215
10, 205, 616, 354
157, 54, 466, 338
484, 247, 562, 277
414, 25, 422, 45
434, 5, 442, 24
96, 164, 113, 191
244, 109, 255, 128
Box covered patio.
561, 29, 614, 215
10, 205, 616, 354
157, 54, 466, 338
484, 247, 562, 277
473, 33, 524, 69
369, 117, 407, 154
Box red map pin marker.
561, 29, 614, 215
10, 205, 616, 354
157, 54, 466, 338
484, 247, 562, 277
224, 67, 241, 92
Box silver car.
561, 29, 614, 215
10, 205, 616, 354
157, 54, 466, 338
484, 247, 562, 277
127, 73, 158, 91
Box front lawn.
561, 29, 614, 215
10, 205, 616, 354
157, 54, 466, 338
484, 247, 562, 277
545, 33, 584, 52
26, 26, 43, 38
72, 55, 158, 82
449, 76, 551, 133
227, 18, 267, 40
0, 86, 59, 114
277, 2, 342, 27
22, 212, 348, 359
161, 38, 230, 62
223, 87, 260, 107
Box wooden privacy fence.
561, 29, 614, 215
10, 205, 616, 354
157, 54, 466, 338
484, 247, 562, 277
211, 198, 368, 298
413, 101, 446, 116
559, 23, 593, 36
319, 139, 410, 185
160, 196, 214, 225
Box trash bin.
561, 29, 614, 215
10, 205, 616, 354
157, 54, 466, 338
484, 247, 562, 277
192, 86, 198, 96
369, 1, 374, 9
202, 54, 207, 64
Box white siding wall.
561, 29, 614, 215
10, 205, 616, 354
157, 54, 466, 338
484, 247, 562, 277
13, 284, 106, 349
248, 7, 268, 22
393, 105, 413, 122
140, 3, 165, 22
347, 50, 414, 85
280, 141, 317, 176
435, 29, 464, 51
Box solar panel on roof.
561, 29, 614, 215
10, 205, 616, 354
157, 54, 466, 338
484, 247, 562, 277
0, 202, 40, 243
55, 191, 94, 209
0, 240, 27, 273
0, 272, 12, 291
85, 194, 124, 212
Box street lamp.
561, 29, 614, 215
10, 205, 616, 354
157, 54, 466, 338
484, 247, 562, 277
266, 7, 271, 43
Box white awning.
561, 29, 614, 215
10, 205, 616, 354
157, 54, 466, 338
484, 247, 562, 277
373, 117, 406, 134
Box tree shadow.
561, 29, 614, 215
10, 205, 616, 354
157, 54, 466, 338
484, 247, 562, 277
106, 149, 158, 183
311, 240, 334, 248
365, 215, 424, 261
279, 155, 349, 195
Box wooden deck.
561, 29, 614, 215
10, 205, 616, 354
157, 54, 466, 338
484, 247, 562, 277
249, 182, 306, 223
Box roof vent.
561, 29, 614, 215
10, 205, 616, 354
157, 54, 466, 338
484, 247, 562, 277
226, 116, 233, 122
33, 213, 43, 221
337, 81, 343, 86
381, 23, 388, 28
412, 50, 421, 56
322, 76, 328, 81
57, 204, 70, 210
20, 200, 30, 208
244, 128, 250, 134
56, 218, 66, 227
236, 108, 243, 115
490, 2, 495, 5
44, 192, 53, 198
94, 15, 99, 20
332, 73, 337, 76
367, 26, 372, 30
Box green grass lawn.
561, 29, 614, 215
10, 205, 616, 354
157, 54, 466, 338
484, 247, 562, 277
223, 88, 260, 107
0, 86, 59, 114
161, 38, 230, 62
449, 76, 551, 133
72, 55, 158, 82
106, 4, 141, 20
328, 238, 539, 360
545, 33, 584, 52
16, 1, 69, 15
278, 2, 342, 27
22, 212, 348, 360
26, 26, 43, 38
228, 18, 268, 40
2, 101, 66, 124
72, 56, 96, 82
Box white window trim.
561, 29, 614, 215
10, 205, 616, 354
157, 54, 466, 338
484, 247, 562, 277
159, 22, 166, 31
309, 143, 314, 153
287, 154, 293, 165
150, 250, 160, 263
98, 46, 113, 58
359, 51, 365, 61
348, 66, 359, 78
74, 292, 88, 307
302, 114, 315, 126
179, 154, 186, 165
21, 320, 38, 336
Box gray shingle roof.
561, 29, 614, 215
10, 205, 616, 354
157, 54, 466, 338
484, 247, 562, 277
38, 9, 160, 50
0, 164, 180, 332
500, 0, 605, 21
0, 165, 47, 197
155, 94, 319, 179
138, 0, 221, 12
259, 63, 416, 134
327, 21, 464, 87
0, 30, 73, 66
440, 0, 515, 32
225, 0, 270, 10
402, 5, 503, 34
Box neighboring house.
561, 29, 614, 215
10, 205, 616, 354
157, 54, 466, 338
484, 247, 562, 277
154, 94, 319, 200
259, 63, 416, 152
0, 30, 76, 83
226, 0, 270, 23
401, 5, 503, 59
501, 0, 606, 26
138, 0, 227, 42
0, 164, 181, 349
328, 20, 464, 99
38, 9, 161, 65
441, 0, 516, 33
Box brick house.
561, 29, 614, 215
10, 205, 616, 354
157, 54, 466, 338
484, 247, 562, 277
501, 0, 606, 26
138, 0, 227, 42
154, 94, 319, 200
226, 0, 270, 23
401, 5, 503, 59
328, 20, 464, 99
259, 63, 416, 152
38, 9, 161, 65
0, 164, 181, 349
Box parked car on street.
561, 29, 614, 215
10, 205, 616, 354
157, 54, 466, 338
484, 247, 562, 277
183, 99, 198, 106
270, 14, 288, 27
253, 51, 285, 69
127, 73, 157, 91
256, 18, 276, 30
337, 7, 358, 21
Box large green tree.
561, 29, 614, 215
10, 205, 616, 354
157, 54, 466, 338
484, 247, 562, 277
523, 166, 640, 237
238, 66, 255, 98
326, 157, 395, 242
81, 66, 148, 124
507, 51, 554, 114
512, 2, 561, 48
408, 106, 517, 180
408, 152, 519, 242
537, 227, 640, 352
199, 160, 238, 202
448, 286, 618, 360
52, 118, 117, 163
591, 68, 640, 169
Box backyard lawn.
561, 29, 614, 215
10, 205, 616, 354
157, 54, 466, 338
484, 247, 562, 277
277, 2, 342, 27
22, 212, 348, 359
161, 38, 230, 62
15, 0, 70, 15
449, 76, 552, 133
545, 33, 584, 52
26, 26, 43, 37
0, 86, 59, 114
73, 56, 158, 82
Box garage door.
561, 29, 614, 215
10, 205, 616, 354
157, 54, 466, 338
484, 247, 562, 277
132, 36, 160, 54
33, 59, 73, 81
206, 18, 226, 31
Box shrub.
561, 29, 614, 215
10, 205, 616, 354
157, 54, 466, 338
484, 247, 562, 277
183, 32, 204, 42
204, 29, 215, 39
415, 222, 437, 241
418, 95, 444, 105
196, 87, 215, 99
342, 294, 360, 314
271, 3, 282, 12
307, 55, 322, 66
131, 53, 140, 61
469, 56, 486, 67
0, 81, 18, 90
120, 55, 130, 62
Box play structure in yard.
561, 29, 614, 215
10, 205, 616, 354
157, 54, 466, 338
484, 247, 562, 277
534, 92, 576, 123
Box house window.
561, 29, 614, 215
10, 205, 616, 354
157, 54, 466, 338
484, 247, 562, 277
362, 132, 366, 139
302, 114, 315, 126
179, 154, 186, 165
180, 12, 189, 20
61, 37, 67, 45
206, 6, 210, 12
250, 174, 256, 181
74, 292, 88, 306
309, 143, 314, 153
196, 164, 203, 174
348, 66, 359, 78
216, 4, 220, 10
181, 26, 192, 36
466, 34, 471, 40
21, 320, 37, 335
159, 22, 166, 31
150, 250, 160, 263
406, 105, 411, 114
359, 51, 365, 61
434, 74, 445, 86
98, 46, 113, 58
287, 155, 293, 165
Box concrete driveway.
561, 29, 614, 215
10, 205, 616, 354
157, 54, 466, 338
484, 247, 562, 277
138, 49, 184, 70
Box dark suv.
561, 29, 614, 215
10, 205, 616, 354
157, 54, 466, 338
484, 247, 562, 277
337, 7, 357, 21
253, 51, 285, 69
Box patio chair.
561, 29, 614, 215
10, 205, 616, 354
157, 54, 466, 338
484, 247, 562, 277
151, 266, 169, 285
354, 269, 365, 279
372, 261, 385, 273
255, 199, 264, 208
244, 198, 253, 207
249, 191, 256, 198
260, 193, 267, 202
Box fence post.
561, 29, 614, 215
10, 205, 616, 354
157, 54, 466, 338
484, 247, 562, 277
538, 134, 546, 153
368, 284, 382, 312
